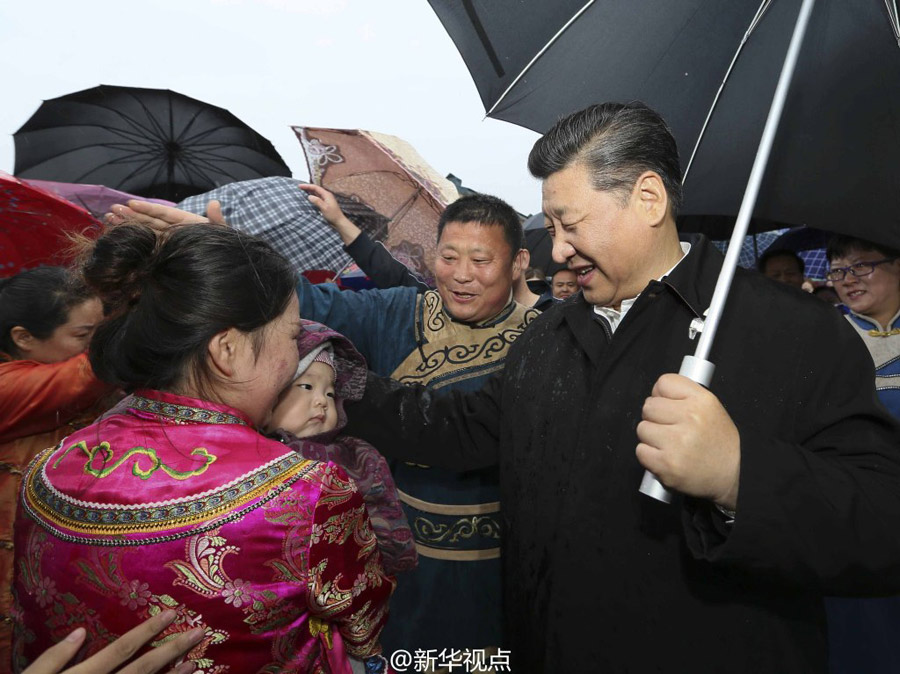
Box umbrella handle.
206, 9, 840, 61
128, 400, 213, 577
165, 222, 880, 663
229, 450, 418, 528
641, 0, 817, 504
638, 355, 716, 503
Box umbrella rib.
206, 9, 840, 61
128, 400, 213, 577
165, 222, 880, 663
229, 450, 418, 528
73, 157, 158, 189
360, 189, 420, 243
52, 96, 167, 143
385, 189, 420, 224
90, 97, 169, 144
173, 108, 214, 145
134, 159, 170, 198
462, 0, 506, 77
485, 0, 596, 116
178, 127, 227, 145
172, 152, 219, 186
683, 0, 773, 183
179, 142, 252, 152
175, 151, 243, 188
179, 147, 274, 177
175, 108, 245, 146
884, 0, 900, 45
128, 94, 175, 143
16, 143, 160, 175
21, 122, 164, 147
92, 123, 165, 145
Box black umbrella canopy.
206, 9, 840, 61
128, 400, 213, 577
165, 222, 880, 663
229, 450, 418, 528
429, 0, 900, 250
14, 85, 291, 202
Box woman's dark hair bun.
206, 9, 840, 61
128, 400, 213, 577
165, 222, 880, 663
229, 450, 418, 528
80, 223, 296, 392
81, 224, 159, 315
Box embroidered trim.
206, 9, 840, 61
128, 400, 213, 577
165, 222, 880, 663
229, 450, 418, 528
129, 396, 248, 426
422, 290, 446, 333
868, 328, 900, 338
40, 449, 302, 511
418, 289, 535, 335
22, 459, 318, 547
396, 295, 536, 387
52, 441, 217, 481
409, 512, 501, 550
883, 353, 900, 369
26, 450, 315, 536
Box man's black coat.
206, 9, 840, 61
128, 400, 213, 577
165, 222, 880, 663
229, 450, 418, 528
347, 235, 900, 672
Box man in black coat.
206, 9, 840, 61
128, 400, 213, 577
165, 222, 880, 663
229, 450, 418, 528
345, 102, 900, 672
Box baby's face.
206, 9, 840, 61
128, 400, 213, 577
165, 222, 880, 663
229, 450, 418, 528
268, 361, 338, 437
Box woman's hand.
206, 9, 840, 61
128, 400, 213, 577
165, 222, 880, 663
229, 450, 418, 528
104, 200, 225, 230
23, 610, 205, 674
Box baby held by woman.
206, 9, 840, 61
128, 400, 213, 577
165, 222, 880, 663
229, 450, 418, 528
267, 320, 417, 576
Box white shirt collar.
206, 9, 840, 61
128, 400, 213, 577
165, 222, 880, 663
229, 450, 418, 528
593, 242, 691, 333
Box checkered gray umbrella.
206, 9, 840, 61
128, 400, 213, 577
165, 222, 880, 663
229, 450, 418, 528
179, 177, 385, 274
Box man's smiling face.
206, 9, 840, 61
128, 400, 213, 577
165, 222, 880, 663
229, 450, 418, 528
434, 220, 516, 323
542, 162, 657, 309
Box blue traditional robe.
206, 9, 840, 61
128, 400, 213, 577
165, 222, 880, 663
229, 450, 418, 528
297, 278, 537, 653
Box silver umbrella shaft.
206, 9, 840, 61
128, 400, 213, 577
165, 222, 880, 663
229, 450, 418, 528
640, 0, 818, 503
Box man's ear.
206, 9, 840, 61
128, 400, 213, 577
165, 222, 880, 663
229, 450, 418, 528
513, 248, 529, 281
207, 328, 242, 379
634, 171, 669, 227
9, 326, 36, 356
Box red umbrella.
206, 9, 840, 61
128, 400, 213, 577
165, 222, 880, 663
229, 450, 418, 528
0, 172, 101, 278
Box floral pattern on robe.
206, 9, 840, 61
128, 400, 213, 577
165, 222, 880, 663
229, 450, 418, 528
13, 390, 394, 673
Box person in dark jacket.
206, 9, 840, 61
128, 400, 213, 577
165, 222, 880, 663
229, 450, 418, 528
344, 102, 900, 673
549, 268, 578, 299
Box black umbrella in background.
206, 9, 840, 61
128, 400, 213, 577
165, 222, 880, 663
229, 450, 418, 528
14, 85, 291, 202
428, 0, 900, 250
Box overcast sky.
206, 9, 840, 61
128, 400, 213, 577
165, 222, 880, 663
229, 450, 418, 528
0, 0, 543, 215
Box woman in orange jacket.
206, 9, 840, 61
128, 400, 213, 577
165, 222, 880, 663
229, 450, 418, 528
0, 267, 113, 671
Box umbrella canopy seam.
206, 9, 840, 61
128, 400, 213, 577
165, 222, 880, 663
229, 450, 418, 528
683, 0, 773, 183
486, 0, 595, 117
885, 0, 900, 43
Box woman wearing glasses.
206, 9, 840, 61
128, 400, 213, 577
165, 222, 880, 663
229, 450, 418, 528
824, 235, 900, 674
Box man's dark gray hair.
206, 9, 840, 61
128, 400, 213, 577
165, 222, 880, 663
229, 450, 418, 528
438, 193, 524, 262
528, 102, 684, 218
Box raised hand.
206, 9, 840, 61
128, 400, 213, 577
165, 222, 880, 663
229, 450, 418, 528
104, 200, 225, 230
299, 183, 361, 245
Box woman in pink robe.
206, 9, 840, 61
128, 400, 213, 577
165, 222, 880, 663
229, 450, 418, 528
13, 222, 394, 673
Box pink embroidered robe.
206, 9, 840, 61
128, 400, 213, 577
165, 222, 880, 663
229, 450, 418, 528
13, 390, 394, 673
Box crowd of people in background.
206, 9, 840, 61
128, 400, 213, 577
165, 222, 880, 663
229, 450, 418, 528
2, 101, 900, 674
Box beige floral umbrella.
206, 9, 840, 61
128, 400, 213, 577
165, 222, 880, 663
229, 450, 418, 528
294, 127, 459, 283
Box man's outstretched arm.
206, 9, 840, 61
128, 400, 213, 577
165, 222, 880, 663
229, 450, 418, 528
301, 183, 430, 292
344, 371, 503, 472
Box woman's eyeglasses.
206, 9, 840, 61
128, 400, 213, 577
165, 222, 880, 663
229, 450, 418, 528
826, 258, 896, 282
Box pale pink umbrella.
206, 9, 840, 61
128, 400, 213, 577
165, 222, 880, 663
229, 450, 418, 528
294, 127, 459, 283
